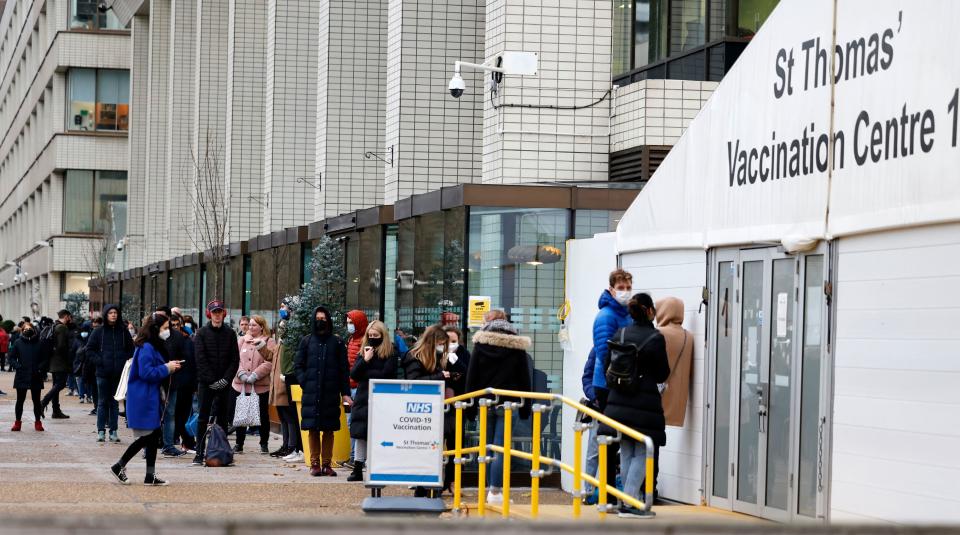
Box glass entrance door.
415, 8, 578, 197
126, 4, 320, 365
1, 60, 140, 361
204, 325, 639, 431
707, 247, 829, 522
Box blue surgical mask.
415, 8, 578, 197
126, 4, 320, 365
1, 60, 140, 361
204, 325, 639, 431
80, 332, 89, 339
347, 323, 356, 335
279, 309, 289, 320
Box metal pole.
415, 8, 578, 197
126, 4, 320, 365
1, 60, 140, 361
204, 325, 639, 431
454, 403, 464, 512
572, 424, 583, 519
598, 438, 608, 521
502, 402, 515, 518
478, 399, 489, 516
531, 404, 543, 519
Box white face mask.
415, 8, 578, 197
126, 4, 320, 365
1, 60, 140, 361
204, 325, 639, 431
448, 342, 459, 354
158, 329, 171, 341
614, 290, 631, 305
436, 345, 446, 355
347, 323, 356, 335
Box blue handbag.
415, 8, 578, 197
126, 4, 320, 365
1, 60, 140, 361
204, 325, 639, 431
186, 412, 198, 438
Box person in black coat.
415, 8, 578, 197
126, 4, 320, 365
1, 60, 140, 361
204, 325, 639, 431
295, 306, 351, 477
464, 316, 533, 504
170, 314, 197, 452
9, 322, 47, 431
346, 320, 398, 481
192, 300, 240, 465
87, 304, 135, 443
599, 293, 669, 516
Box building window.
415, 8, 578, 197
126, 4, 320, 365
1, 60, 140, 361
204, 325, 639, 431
613, 0, 779, 82
63, 170, 127, 234
70, 0, 126, 30
68, 69, 130, 131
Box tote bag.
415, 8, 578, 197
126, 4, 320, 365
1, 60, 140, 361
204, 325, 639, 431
113, 351, 136, 402
232, 382, 260, 428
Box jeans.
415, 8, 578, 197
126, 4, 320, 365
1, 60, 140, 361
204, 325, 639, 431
281, 383, 302, 450
76, 377, 87, 399
67, 374, 78, 393
162, 389, 178, 450
348, 387, 357, 459
96, 375, 121, 431
41, 372, 68, 411
584, 425, 600, 494
620, 438, 660, 501
485, 411, 507, 490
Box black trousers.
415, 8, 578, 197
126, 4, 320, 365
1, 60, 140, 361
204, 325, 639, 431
41, 372, 68, 411
595, 388, 621, 492
234, 390, 270, 448
119, 428, 162, 474
175, 387, 195, 449
195, 384, 232, 454
15, 387, 42, 421
0, 352, 6, 371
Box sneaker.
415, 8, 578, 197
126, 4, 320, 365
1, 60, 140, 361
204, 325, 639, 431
233, 444, 243, 454
617, 505, 651, 519
191, 454, 204, 466
181, 447, 196, 455
283, 450, 304, 463
0, 390, 6, 396
109, 430, 120, 443
67, 390, 76, 397
582, 488, 598, 506
51, 411, 70, 419
144, 474, 169, 486
89, 408, 97, 416
110, 464, 130, 485
97, 431, 106, 442
260, 445, 270, 455
270, 446, 291, 458
485, 490, 513, 505
34, 421, 44, 432
162, 448, 186, 458
78, 398, 86, 404
10, 420, 21, 432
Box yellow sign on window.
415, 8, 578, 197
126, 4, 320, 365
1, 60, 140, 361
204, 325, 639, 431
467, 296, 491, 328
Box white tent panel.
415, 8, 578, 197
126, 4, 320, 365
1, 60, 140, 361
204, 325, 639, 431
828, 1, 960, 237
620, 249, 707, 505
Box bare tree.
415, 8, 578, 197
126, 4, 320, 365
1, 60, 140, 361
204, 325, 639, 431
183, 132, 230, 299
269, 244, 289, 306
83, 228, 112, 283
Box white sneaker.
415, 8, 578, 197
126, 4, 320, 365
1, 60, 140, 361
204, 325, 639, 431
486, 490, 513, 505
283, 450, 304, 462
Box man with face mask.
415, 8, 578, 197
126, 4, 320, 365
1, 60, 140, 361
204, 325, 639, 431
586, 268, 634, 502
87, 305, 135, 442
192, 300, 241, 465
294, 306, 351, 476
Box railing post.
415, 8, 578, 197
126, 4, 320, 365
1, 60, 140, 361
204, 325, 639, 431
453, 401, 465, 513
502, 401, 519, 518
572, 423, 584, 519
478, 398, 490, 517
643, 436, 656, 517
597, 437, 608, 520
530, 403, 545, 519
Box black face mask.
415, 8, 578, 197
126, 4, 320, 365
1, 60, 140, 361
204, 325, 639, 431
315, 319, 330, 334
22, 329, 35, 339
368, 337, 383, 348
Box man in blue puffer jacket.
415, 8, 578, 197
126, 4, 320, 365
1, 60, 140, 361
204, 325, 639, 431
587, 268, 633, 500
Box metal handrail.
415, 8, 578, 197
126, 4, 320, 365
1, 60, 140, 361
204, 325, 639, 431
442, 387, 656, 519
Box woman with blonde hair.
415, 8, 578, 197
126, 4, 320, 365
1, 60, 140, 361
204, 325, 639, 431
346, 321, 399, 481
232, 315, 277, 454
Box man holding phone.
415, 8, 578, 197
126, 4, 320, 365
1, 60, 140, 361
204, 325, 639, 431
192, 300, 240, 466
161, 313, 190, 457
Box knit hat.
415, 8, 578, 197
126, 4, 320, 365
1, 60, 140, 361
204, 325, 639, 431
481, 318, 518, 335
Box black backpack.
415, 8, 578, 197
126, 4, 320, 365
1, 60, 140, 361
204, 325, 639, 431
38, 323, 57, 353
203, 420, 234, 467
605, 329, 659, 393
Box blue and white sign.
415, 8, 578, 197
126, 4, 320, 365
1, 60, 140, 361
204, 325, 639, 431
366, 379, 445, 487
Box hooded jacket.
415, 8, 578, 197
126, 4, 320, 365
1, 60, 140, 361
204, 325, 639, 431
294, 306, 350, 431
349, 347, 400, 439
656, 297, 694, 427
345, 310, 369, 389
465, 323, 533, 420
87, 305, 135, 378
0, 327, 9, 353
194, 319, 241, 385
591, 290, 632, 392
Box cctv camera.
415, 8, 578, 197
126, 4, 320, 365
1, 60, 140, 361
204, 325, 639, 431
97, 2, 109, 13
116, 242, 124, 252
448, 73, 465, 98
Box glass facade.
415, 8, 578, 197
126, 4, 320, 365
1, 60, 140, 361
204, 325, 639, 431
340, 226, 385, 322
68, 69, 130, 131
70, 0, 125, 30
63, 170, 128, 234
613, 0, 778, 81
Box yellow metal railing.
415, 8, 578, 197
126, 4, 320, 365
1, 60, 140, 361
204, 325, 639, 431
442, 388, 656, 519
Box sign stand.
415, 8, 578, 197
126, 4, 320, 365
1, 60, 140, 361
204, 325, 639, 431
361, 379, 447, 515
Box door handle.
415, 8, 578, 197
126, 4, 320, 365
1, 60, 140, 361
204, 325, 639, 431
757, 386, 767, 433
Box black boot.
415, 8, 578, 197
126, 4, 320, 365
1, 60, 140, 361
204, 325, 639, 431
347, 461, 365, 482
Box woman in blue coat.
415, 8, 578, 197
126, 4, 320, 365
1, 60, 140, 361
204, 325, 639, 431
109, 314, 181, 486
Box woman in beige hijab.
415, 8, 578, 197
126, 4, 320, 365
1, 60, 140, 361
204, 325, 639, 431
655, 297, 694, 427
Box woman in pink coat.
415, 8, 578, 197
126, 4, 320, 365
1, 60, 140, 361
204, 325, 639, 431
232, 315, 277, 454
